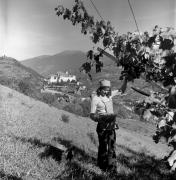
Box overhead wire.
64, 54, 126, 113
89, 0, 140, 35
127, 0, 141, 37
88, 0, 142, 41
89, 0, 104, 21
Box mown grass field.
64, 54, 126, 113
0, 84, 175, 180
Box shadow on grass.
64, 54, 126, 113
11, 136, 176, 179
39, 146, 64, 162
52, 136, 97, 163
13, 136, 65, 163
55, 143, 176, 180
13, 136, 96, 164
13, 136, 47, 148
110, 145, 175, 180
0, 171, 22, 180
55, 161, 105, 180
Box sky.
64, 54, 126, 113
0, 0, 175, 60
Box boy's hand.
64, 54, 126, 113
118, 89, 127, 96
90, 113, 99, 122
120, 93, 127, 96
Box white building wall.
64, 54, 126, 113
49, 75, 58, 83
58, 75, 76, 82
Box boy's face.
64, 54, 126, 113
100, 87, 111, 96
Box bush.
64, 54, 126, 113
71, 79, 76, 83
41, 93, 56, 105
18, 80, 32, 95
63, 99, 91, 117
61, 114, 70, 123
8, 92, 13, 98
63, 103, 83, 116
79, 100, 91, 117
116, 107, 128, 119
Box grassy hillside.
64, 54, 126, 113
0, 56, 84, 113
0, 84, 174, 180
0, 56, 43, 100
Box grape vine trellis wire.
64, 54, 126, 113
127, 0, 141, 39
89, 0, 104, 21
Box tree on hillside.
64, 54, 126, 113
55, 0, 176, 170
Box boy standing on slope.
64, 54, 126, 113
90, 79, 127, 172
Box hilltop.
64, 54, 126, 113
0, 84, 173, 179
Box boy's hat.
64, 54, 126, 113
99, 80, 111, 87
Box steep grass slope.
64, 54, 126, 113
0, 56, 43, 99
0, 85, 174, 180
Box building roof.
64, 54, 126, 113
57, 71, 75, 78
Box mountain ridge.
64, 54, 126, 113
21, 50, 114, 77
21, 50, 87, 76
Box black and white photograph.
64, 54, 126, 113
0, 0, 176, 179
